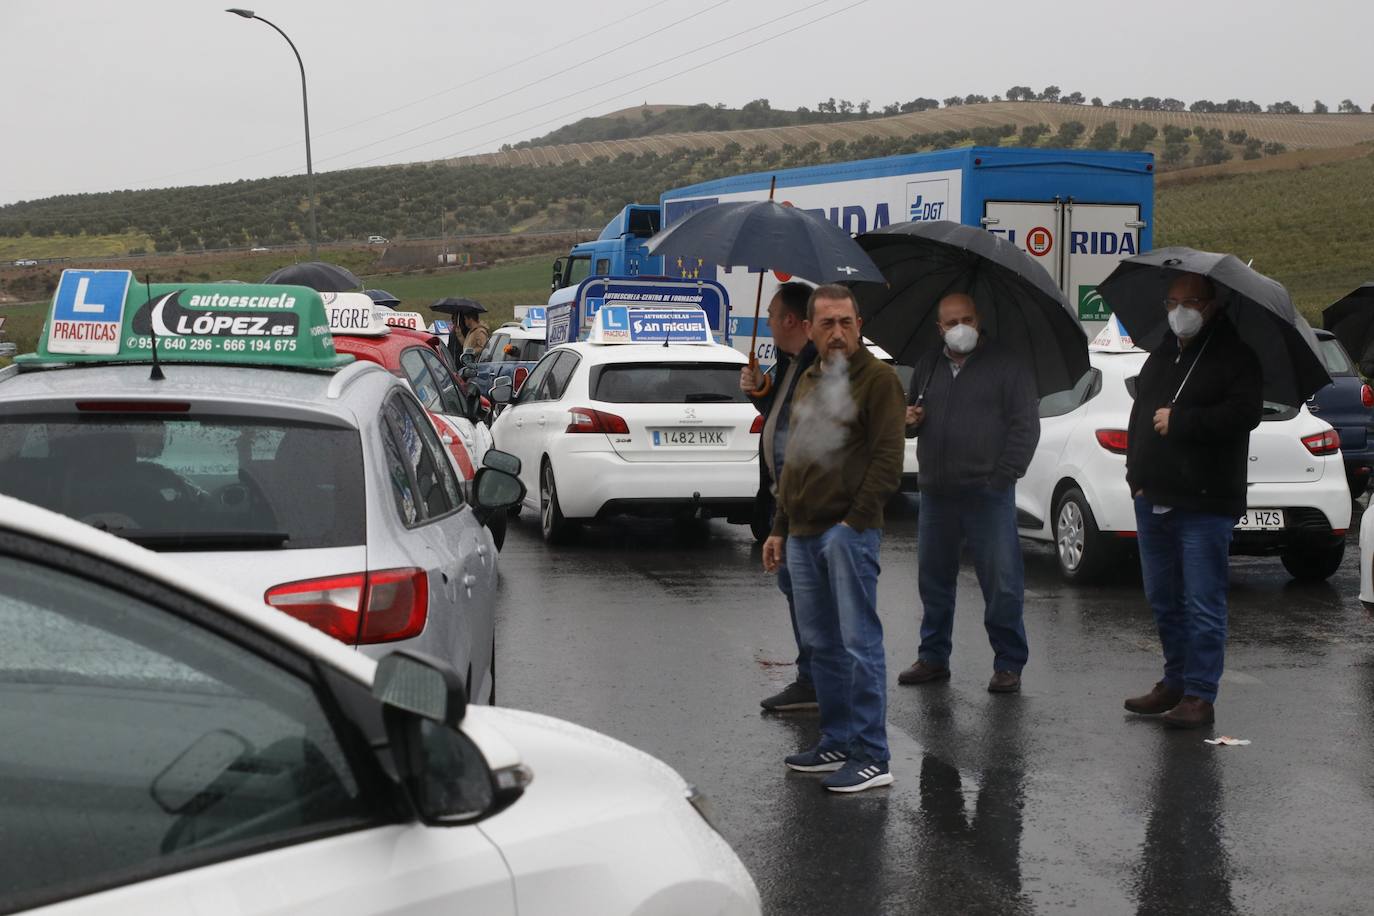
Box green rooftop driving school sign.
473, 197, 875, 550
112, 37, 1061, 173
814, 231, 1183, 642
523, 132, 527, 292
18, 270, 353, 370
1078, 284, 1112, 321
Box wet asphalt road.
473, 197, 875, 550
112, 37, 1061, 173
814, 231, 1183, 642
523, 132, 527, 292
494, 496, 1374, 916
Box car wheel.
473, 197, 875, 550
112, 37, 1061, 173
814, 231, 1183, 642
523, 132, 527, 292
540, 460, 577, 545
1280, 540, 1346, 582
750, 494, 773, 543
1054, 486, 1115, 583
484, 509, 507, 551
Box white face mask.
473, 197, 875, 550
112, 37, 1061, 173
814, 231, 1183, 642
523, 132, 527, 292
1168, 305, 1205, 338
944, 323, 979, 354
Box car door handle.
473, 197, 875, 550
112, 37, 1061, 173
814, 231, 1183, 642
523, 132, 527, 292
537, 416, 546, 426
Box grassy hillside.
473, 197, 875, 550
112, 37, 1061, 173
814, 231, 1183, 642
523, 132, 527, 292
1156, 150, 1374, 313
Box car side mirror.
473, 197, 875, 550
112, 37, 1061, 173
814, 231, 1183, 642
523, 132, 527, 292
551, 258, 565, 293
481, 448, 521, 477
460, 349, 477, 368
373, 650, 504, 825
459, 366, 477, 381
490, 376, 513, 405
473, 467, 525, 510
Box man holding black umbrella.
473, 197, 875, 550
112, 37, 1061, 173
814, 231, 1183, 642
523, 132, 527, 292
1123, 272, 1262, 729
742, 282, 820, 712
897, 293, 1039, 694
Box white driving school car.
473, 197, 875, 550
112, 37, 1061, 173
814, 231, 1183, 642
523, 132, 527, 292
1019, 321, 1351, 582
0, 495, 760, 915
490, 304, 760, 542
0, 273, 513, 700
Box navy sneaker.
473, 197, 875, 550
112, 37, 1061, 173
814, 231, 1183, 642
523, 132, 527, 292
784, 746, 847, 772
761, 680, 819, 712
822, 759, 893, 793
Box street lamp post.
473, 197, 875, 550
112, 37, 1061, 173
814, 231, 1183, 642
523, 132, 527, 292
226, 8, 319, 259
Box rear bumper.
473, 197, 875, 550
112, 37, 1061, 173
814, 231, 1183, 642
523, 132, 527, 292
550, 450, 758, 519
1230, 506, 1345, 556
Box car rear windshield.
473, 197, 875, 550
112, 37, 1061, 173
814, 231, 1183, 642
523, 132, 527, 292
0, 415, 364, 550
1318, 338, 1356, 377
592, 362, 749, 404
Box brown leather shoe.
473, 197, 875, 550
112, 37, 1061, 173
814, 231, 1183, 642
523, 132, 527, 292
987, 671, 1021, 693
1162, 696, 1215, 729
1124, 681, 1185, 715
897, 660, 950, 685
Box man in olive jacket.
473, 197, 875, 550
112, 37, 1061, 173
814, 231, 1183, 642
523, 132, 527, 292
1123, 272, 1262, 729
762, 284, 905, 793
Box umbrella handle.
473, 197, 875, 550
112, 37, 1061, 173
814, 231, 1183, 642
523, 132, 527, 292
748, 354, 773, 398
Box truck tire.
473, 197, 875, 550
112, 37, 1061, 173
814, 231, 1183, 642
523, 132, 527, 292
1054, 486, 1116, 584
1280, 540, 1345, 582
540, 460, 578, 545
485, 509, 507, 551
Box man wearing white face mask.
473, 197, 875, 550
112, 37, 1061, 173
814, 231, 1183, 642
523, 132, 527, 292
1123, 272, 1262, 729
897, 293, 1039, 694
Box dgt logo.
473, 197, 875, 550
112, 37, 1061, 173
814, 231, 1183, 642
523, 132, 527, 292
908, 195, 946, 222
906, 179, 950, 222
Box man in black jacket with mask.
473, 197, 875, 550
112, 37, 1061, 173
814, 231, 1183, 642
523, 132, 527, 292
742, 282, 820, 712
1123, 272, 1262, 729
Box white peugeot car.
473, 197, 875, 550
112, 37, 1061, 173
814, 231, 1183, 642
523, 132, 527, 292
490, 336, 760, 543
0, 495, 760, 915
1020, 328, 1351, 582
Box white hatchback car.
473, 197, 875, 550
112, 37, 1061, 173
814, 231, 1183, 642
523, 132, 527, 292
490, 340, 760, 542
0, 495, 761, 915
1020, 340, 1351, 582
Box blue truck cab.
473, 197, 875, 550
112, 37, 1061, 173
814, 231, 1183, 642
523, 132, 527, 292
551, 205, 664, 294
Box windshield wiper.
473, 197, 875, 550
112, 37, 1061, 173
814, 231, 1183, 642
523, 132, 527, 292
96, 528, 291, 551
683, 392, 735, 402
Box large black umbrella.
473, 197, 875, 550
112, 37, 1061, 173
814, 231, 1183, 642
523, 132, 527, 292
1321, 283, 1374, 375
430, 297, 487, 316
1098, 247, 1328, 406
644, 199, 885, 285
854, 220, 1088, 398
262, 261, 362, 292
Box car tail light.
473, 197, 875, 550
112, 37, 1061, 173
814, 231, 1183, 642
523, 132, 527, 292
1095, 429, 1129, 454
750, 414, 764, 434
1362, 384, 1373, 409
76, 400, 191, 412
265, 567, 428, 645
566, 407, 629, 434
1302, 429, 1341, 456
513, 366, 529, 392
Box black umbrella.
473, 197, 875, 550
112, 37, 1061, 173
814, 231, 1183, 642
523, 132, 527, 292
430, 297, 487, 316
644, 199, 885, 285
853, 220, 1088, 398
1098, 247, 1329, 406
363, 288, 401, 308
1321, 283, 1374, 374
262, 261, 362, 292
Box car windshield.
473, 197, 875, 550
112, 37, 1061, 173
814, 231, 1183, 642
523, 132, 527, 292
0, 415, 365, 549
1318, 338, 1356, 377
593, 362, 749, 404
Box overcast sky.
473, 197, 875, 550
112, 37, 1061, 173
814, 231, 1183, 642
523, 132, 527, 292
1, 0, 1368, 206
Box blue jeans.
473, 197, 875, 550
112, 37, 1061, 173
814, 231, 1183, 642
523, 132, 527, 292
776, 565, 813, 686
917, 486, 1028, 673
787, 524, 887, 763
1134, 496, 1234, 703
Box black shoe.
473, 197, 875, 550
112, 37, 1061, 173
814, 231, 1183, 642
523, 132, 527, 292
761, 680, 819, 711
